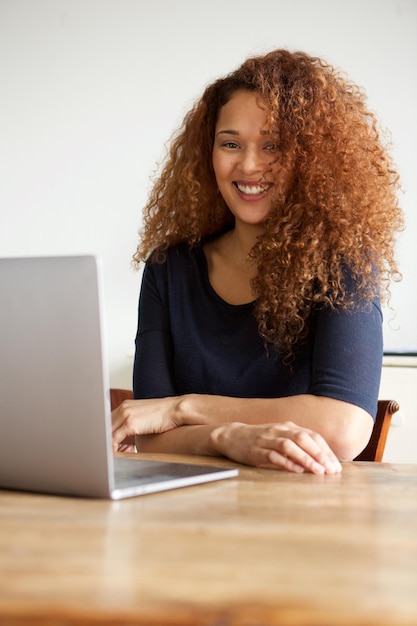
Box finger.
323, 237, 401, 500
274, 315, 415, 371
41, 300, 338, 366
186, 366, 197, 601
111, 405, 139, 446
118, 435, 136, 450
111, 408, 122, 432
259, 430, 340, 474
111, 401, 143, 433
265, 449, 306, 473
304, 430, 341, 463
117, 443, 136, 453
111, 419, 133, 451
297, 436, 342, 473
279, 422, 341, 467
112, 425, 131, 450
263, 440, 325, 474
235, 435, 305, 473
277, 429, 341, 473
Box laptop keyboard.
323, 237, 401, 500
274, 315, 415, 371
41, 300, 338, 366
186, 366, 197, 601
113, 457, 179, 488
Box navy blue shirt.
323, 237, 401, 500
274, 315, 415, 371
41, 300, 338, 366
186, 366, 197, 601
133, 243, 383, 419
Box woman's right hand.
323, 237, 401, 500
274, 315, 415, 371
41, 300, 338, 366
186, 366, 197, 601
111, 397, 181, 452
210, 421, 343, 474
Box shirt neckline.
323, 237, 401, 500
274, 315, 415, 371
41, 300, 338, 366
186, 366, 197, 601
196, 244, 256, 312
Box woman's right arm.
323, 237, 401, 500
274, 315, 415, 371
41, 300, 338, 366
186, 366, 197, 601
132, 262, 178, 399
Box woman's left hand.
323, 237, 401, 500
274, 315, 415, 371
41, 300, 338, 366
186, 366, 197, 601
210, 421, 343, 474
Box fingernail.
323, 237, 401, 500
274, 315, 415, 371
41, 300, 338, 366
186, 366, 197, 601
326, 460, 342, 473
312, 462, 326, 474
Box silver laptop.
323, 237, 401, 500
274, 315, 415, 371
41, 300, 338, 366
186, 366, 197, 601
0, 255, 238, 499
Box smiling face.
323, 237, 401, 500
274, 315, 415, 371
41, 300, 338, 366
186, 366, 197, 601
212, 89, 286, 230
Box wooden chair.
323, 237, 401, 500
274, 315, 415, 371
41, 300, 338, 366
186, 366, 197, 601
110, 388, 133, 411
110, 389, 399, 462
354, 399, 399, 462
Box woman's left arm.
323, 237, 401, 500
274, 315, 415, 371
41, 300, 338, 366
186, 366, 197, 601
153, 392, 374, 461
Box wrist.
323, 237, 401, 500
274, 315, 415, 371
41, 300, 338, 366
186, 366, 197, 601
173, 394, 210, 427
208, 424, 227, 456
209, 422, 243, 456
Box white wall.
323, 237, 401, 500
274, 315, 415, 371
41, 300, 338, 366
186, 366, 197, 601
1, 1, 416, 398
380, 357, 417, 463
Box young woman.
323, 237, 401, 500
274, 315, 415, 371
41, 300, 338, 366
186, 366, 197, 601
112, 49, 403, 473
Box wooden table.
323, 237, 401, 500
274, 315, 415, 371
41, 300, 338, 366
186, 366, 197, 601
0, 455, 416, 626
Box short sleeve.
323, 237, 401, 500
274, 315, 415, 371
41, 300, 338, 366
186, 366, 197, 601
310, 297, 383, 419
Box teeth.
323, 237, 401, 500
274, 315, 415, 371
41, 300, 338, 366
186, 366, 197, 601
236, 183, 267, 195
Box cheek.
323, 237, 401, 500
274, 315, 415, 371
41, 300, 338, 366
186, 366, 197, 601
212, 153, 228, 183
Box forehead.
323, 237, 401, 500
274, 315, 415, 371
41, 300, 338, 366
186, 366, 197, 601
215, 90, 270, 129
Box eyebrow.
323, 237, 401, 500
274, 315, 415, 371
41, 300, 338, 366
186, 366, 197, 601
216, 130, 239, 136
216, 129, 279, 137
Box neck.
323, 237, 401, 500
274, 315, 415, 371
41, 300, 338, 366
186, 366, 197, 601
228, 223, 264, 263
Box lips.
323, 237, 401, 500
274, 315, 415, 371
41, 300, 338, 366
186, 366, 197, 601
234, 182, 271, 196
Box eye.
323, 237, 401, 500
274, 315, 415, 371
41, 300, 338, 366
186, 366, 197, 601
221, 141, 240, 149
264, 143, 278, 153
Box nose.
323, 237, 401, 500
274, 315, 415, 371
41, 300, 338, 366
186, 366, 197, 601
239, 147, 266, 175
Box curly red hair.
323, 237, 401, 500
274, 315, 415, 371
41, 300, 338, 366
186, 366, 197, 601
134, 49, 403, 358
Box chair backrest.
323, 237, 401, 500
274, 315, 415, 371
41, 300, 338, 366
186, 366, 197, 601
110, 389, 399, 463
354, 399, 399, 462
110, 388, 133, 411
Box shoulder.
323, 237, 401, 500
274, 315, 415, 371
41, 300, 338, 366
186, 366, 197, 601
143, 243, 205, 294
146, 242, 203, 270
338, 261, 381, 312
